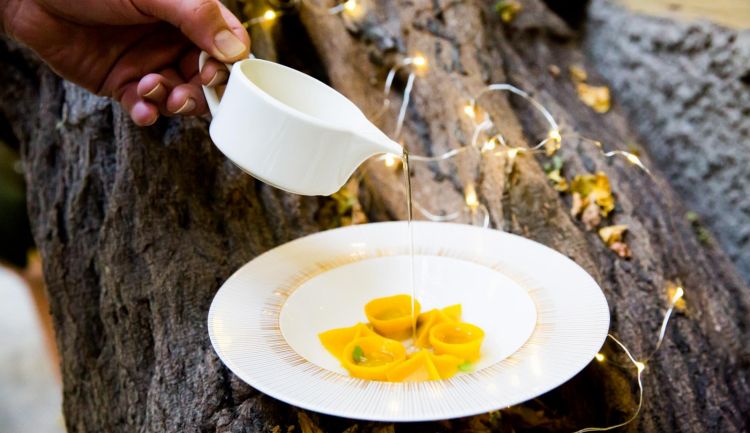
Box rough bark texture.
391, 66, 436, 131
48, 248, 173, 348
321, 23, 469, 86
586, 0, 750, 282
1, 0, 749, 432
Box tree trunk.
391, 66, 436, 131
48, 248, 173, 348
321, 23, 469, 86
586, 0, 750, 282
1, 0, 749, 432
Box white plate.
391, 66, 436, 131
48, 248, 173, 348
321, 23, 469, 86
208, 222, 609, 422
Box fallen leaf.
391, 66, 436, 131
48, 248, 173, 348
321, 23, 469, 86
571, 192, 585, 217
576, 82, 611, 113
570, 172, 615, 216
547, 169, 569, 192
609, 241, 632, 258
581, 201, 602, 230
495, 0, 522, 23
569, 65, 588, 82
598, 224, 628, 245
544, 156, 568, 191
329, 179, 367, 227
685, 210, 712, 244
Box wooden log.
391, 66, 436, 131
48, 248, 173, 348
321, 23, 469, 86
0, 0, 747, 431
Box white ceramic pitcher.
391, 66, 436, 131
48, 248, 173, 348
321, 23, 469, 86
199, 52, 402, 196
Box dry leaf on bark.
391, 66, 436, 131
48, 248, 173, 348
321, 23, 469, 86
599, 224, 631, 258
495, 0, 522, 22
576, 83, 611, 113
581, 201, 602, 230
570, 172, 615, 217
569, 65, 588, 82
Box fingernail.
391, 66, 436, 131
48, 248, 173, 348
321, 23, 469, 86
142, 115, 158, 126
143, 83, 164, 99
174, 98, 196, 114
206, 69, 228, 87
214, 30, 246, 60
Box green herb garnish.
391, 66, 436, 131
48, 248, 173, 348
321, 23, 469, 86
458, 361, 473, 372
352, 345, 365, 364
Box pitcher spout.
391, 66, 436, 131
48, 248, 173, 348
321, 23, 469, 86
333, 126, 403, 193
354, 125, 403, 158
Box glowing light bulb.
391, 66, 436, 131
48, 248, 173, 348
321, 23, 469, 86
465, 185, 478, 209
673, 285, 684, 302
548, 129, 562, 143
263, 9, 277, 21
384, 153, 396, 167
625, 153, 641, 165
507, 147, 521, 160
482, 139, 497, 152
595, 353, 605, 362
344, 0, 357, 12
463, 103, 476, 119
635, 361, 645, 373
412, 54, 427, 68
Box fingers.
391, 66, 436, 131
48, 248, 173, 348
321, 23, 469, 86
200, 59, 229, 87
167, 78, 208, 115
177, 49, 228, 87
138, 74, 169, 102
133, 68, 210, 120
134, 0, 250, 63
120, 83, 159, 126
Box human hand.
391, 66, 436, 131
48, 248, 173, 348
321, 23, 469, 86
2, 0, 250, 125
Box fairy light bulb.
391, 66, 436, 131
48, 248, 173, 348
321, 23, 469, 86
344, 0, 357, 11
548, 129, 562, 143
625, 153, 641, 166
263, 9, 277, 21
595, 353, 605, 362
463, 101, 476, 119
465, 185, 479, 209
635, 361, 646, 373
482, 139, 497, 152
410, 54, 428, 75
384, 153, 397, 167
673, 285, 684, 302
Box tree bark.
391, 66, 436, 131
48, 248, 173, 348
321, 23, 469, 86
1, 0, 749, 432
586, 0, 750, 282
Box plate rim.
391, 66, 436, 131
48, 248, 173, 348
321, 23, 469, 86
207, 221, 610, 422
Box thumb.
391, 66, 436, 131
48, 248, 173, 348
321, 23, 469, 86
134, 0, 250, 62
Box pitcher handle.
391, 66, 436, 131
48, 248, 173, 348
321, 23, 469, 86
198, 51, 223, 116
199, 51, 256, 116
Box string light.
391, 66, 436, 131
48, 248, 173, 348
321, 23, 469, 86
238, 9, 680, 424
573, 285, 686, 432
465, 185, 479, 209
463, 101, 477, 119
359, 52, 681, 433
245, 8, 280, 26
411, 54, 427, 68
506, 147, 522, 161
243, 0, 358, 27
548, 129, 562, 143
673, 285, 684, 302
